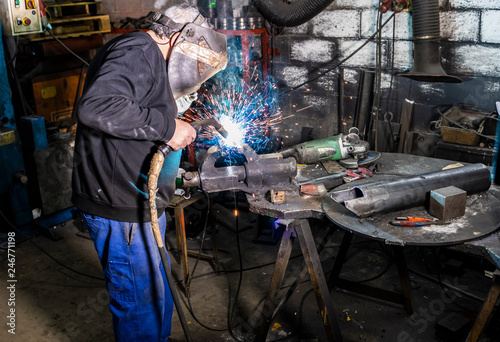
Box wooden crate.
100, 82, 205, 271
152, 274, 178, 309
47, 1, 103, 18
32, 69, 87, 123
31, 1, 110, 41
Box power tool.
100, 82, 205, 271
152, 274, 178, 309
279, 129, 370, 164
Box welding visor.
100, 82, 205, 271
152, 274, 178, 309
168, 21, 228, 100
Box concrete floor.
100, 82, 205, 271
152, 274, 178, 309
1, 193, 499, 342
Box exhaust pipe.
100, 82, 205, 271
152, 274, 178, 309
398, 0, 461, 83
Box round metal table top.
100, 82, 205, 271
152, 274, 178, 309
322, 153, 500, 246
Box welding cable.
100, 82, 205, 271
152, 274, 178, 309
279, 12, 396, 95
183, 191, 229, 332
227, 191, 245, 342
435, 247, 480, 312
374, 10, 384, 152
378, 243, 486, 304
45, 27, 90, 67
0, 210, 104, 282
407, 265, 485, 304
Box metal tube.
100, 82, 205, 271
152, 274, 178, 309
329, 164, 491, 217
354, 70, 375, 139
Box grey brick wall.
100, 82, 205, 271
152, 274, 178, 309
100, 0, 500, 148
269, 0, 500, 146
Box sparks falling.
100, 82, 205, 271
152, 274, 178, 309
182, 66, 292, 153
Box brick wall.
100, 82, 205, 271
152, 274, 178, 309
271, 0, 500, 148
100, 0, 500, 149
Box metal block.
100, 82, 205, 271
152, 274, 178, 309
429, 186, 466, 220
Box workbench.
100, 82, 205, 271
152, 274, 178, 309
247, 153, 500, 342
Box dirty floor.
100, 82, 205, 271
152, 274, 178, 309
1, 192, 499, 342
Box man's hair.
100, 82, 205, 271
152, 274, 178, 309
150, 4, 212, 39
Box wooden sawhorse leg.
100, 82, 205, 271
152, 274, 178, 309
328, 231, 414, 314
466, 269, 500, 342
254, 219, 343, 342
172, 194, 220, 297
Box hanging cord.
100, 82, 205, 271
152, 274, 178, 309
45, 27, 90, 67
374, 10, 384, 152
227, 191, 245, 342
184, 191, 229, 332
279, 12, 396, 95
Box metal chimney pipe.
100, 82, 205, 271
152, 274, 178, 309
398, 0, 462, 83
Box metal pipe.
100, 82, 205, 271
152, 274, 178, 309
354, 70, 375, 139
397, 0, 461, 83
252, 0, 335, 27
329, 164, 491, 217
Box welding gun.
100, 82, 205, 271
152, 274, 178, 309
157, 118, 229, 155
280, 130, 369, 164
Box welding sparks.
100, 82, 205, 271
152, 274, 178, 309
182, 65, 292, 153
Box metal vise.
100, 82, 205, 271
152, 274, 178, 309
182, 144, 297, 194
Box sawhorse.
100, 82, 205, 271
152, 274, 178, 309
254, 219, 343, 342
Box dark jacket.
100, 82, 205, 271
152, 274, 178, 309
72, 30, 179, 222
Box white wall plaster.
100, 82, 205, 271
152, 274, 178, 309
440, 11, 480, 42
311, 10, 360, 38
450, 0, 500, 10
481, 10, 500, 43
281, 66, 309, 88
392, 40, 413, 71
291, 39, 335, 63
339, 40, 387, 69
335, 0, 376, 9
455, 45, 500, 77
361, 10, 411, 40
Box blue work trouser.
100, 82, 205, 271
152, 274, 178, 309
81, 212, 173, 342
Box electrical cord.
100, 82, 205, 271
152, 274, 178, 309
279, 12, 396, 96
436, 105, 498, 141
228, 191, 245, 342
0, 210, 104, 282
45, 27, 90, 67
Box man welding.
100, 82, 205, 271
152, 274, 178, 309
71, 5, 227, 341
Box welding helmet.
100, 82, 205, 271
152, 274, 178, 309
152, 12, 228, 100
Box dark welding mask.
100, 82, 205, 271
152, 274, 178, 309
152, 12, 228, 100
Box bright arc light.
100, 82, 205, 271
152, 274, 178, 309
219, 115, 246, 148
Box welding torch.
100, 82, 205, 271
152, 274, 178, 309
147, 118, 228, 342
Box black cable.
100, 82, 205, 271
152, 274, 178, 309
0, 210, 104, 281
435, 247, 477, 312
279, 12, 396, 96
183, 191, 229, 332
437, 105, 498, 140
228, 191, 245, 342
45, 27, 90, 66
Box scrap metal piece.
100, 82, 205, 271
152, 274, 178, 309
328, 163, 491, 217
429, 186, 467, 220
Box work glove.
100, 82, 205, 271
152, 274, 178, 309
176, 92, 198, 115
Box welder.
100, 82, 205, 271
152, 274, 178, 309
71, 4, 227, 341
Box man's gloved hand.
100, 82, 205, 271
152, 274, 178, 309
166, 119, 197, 151
176, 92, 198, 114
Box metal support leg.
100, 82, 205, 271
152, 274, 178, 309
392, 246, 415, 314
466, 269, 500, 342
327, 231, 414, 314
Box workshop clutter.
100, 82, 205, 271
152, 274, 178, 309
436, 104, 498, 146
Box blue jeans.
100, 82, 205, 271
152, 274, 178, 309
81, 212, 173, 342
